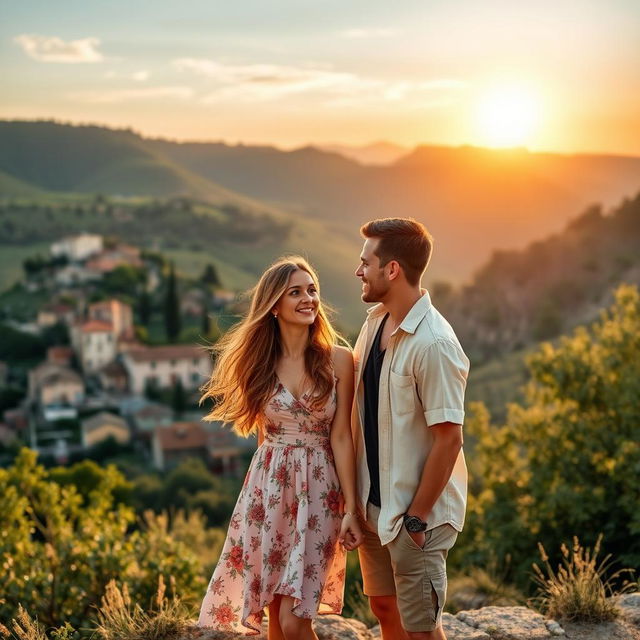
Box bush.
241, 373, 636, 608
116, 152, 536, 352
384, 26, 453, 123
460, 285, 640, 582
0, 448, 206, 630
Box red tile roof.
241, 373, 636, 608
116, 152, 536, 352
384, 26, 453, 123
156, 421, 208, 451
127, 344, 210, 363
79, 321, 113, 333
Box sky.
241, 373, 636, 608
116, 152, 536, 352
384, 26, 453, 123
1, 0, 639, 154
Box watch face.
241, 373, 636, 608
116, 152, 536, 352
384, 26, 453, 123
404, 516, 426, 533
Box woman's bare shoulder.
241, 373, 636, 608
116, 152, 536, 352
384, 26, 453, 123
332, 344, 354, 374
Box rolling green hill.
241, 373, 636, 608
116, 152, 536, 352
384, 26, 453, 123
0, 121, 284, 213
3, 120, 639, 283
0, 169, 47, 198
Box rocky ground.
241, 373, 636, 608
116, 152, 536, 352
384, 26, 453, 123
185, 592, 640, 640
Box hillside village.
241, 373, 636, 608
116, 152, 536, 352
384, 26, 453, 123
0, 231, 252, 472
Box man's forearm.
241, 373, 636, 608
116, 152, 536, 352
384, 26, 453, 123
408, 425, 463, 522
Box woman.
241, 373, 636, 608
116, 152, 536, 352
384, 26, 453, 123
198, 256, 363, 639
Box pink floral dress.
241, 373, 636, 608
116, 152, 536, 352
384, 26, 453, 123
198, 378, 346, 634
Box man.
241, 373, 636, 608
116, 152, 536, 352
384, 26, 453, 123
351, 218, 470, 640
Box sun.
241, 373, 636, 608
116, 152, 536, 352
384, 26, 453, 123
476, 84, 541, 148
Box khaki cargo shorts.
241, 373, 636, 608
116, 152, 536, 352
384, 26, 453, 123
358, 502, 458, 633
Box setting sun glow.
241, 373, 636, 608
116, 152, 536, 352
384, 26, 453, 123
476, 84, 541, 148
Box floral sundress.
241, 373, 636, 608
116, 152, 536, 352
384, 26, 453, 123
198, 377, 346, 634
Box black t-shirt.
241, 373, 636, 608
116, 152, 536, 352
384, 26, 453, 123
363, 313, 388, 508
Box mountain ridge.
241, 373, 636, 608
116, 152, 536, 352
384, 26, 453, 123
1, 119, 639, 284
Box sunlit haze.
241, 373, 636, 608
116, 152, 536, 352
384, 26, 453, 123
1, 0, 639, 155
476, 83, 542, 148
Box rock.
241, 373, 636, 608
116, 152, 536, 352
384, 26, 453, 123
183, 615, 374, 639
456, 606, 565, 639
186, 626, 265, 639
313, 614, 376, 639
544, 620, 565, 636
184, 607, 572, 640
442, 612, 492, 639
616, 592, 640, 626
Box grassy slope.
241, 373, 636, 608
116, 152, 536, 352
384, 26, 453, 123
168, 213, 366, 332
0, 169, 47, 198
0, 243, 50, 292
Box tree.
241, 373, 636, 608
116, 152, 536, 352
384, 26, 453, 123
22, 254, 46, 277
201, 301, 211, 335
200, 263, 221, 289
41, 321, 70, 347
462, 285, 640, 583
0, 324, 46, 363
164, 262, 181, 342
171, 378, 187, 417
102, 265, 146, 297
138, 289, 152, 326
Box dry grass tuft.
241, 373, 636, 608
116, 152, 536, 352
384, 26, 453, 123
0, 605, 75, 640
531, 534, 635, 623
93, 575, 193, 640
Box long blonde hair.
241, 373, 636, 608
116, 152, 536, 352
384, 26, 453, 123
200, 256, 341, 436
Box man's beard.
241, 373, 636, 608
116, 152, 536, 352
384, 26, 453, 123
362, 278, 389, 303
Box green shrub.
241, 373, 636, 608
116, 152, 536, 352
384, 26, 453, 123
460, 285, 640, 581
0, 448, 205, 630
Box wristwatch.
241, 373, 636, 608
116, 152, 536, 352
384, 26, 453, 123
403, 514, 428, 533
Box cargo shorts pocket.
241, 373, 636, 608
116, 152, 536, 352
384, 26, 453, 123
424, 567, 447, 627
390, 527, 432, 570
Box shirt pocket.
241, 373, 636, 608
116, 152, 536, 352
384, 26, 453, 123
389, 370, 415, 416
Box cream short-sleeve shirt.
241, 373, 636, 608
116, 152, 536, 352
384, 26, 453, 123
351, 291, 470, 545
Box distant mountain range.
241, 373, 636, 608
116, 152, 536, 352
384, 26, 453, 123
1, 120, 639, 286
317, 141, 409, 165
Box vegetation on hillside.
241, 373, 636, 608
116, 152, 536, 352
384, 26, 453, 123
435, 193, 640, 361
0, 197, 290, 249
0, 449, 208, 630
455, 284, 640, 586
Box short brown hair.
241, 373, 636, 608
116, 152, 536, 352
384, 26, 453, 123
360, 218, 433, 286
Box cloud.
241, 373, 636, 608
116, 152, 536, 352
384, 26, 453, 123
14, 34, 104, 63
339, 27, 401, 39
69, 86, 194, 104
104, 69, 150, 82
172, 57, 467, 107
132, 70, 150, 82
173, 58, 369, 102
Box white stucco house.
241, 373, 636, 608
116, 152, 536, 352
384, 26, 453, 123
70, 320, 117, 373
51, 233, 103, 262
28, 362, 85, 408
120, 344, 212, 394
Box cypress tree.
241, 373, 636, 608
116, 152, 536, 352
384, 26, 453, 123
164, 262, 181, 342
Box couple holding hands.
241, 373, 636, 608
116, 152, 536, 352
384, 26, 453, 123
198, 217, 469, 640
